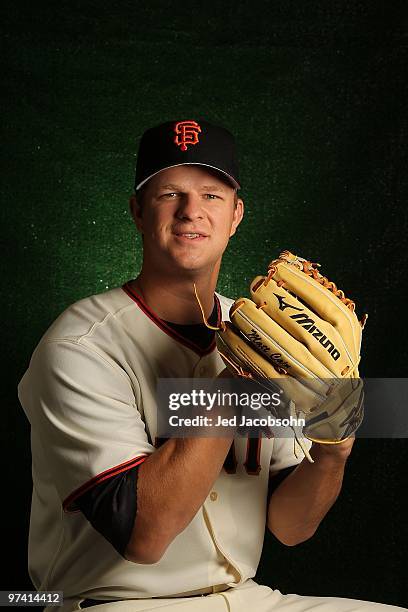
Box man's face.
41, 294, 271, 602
130, 165, 244, 276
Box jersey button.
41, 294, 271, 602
210, 491, 218, 501
199, 366, 207, 376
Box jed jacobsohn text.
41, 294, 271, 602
168, 389, 282, 411
168, 414, 305, 428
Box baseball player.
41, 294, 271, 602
18, 120, 405, 612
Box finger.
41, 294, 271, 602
249, 279, 353, 376
216, 322, 286, 381
263, 261, 362, 361
216, 323, 326, 413
229, 297, 334, 379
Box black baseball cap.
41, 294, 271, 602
134, 119, 241, 191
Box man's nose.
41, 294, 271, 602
175, 193, 204, 220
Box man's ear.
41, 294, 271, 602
229, 198, 244, 238
129, 195, 143, 233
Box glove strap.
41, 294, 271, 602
289, 402, 314, 464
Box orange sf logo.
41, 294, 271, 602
174, 120, 202, 151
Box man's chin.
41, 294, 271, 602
166, 255, 220, 276
172, 261, 211, 275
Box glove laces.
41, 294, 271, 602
193, 283, 226, 331
266, 251, 368, 329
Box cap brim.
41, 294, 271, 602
135, 163, 241, 191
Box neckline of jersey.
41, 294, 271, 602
121, 281, 221, 357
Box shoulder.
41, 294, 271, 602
215, 292, 234, 322
18, 286, 138, 405
35, 285, 136, 347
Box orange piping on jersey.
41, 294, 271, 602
122, 281, 221, 357
63, 454, 149, 513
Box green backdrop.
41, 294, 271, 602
2, 1, 407, 608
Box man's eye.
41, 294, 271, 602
162, 192, 178, 198
205, 193, 219, 200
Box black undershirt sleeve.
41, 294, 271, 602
76, 465, 139, 558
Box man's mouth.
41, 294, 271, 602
174, 232, 208, 240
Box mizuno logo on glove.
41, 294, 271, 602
274, 294, 303, 312
290, 313, 341, 361
273, 293, 341, 361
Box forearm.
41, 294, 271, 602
126, 435, 234, 562
267, 439, 354, 546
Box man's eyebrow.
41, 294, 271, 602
200, 185, 226, 192
157, 183, 227, 192
158, 183, 183, 191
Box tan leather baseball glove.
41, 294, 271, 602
216, 250, 368, 462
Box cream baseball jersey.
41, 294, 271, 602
17, 282, 309, 603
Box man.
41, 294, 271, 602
18, 119, 405, 611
